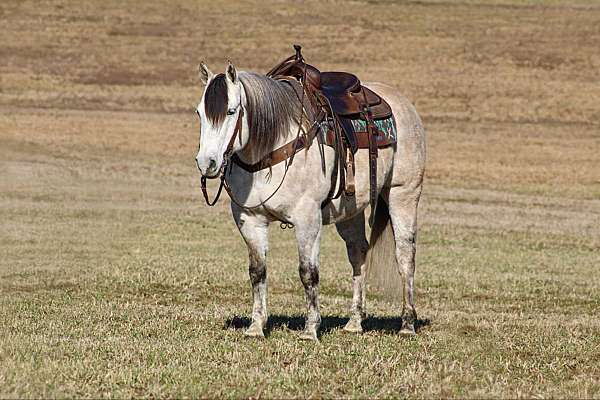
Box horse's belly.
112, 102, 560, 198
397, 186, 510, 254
321, 147, 395, 225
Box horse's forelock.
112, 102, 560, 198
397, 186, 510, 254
204, 73, 228, 125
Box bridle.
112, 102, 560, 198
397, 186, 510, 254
199, 107, 244, 206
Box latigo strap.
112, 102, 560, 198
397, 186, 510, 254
362, 88, 379, 225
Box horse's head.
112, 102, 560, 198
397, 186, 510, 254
195, 61, 245, 178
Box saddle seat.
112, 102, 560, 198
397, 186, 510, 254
320, 71, 360, 94
320, 71, 382, 116
320, 74, 385, 117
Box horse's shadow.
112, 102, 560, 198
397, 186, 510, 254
224, 314, 431, 337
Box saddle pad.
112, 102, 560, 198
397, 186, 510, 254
325, 115, 397, 150
350, 115, 397, 147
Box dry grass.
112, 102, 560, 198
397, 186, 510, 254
1, 0, 599, 397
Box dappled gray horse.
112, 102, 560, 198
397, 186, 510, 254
195, 56, 425, 341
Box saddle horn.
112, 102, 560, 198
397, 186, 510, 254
293, 44, 303, 62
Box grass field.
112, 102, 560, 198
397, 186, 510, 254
1, 0, 600, 397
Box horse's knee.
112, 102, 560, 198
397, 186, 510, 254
249, 262, 266, 285
299, 262, 319, 288
248, 247, 267, 285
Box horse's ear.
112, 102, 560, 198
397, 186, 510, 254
198, 62, 214, 85
226, 61, 237, 84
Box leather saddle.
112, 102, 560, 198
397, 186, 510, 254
265, 45, 395, 216
267, 47, 392, 153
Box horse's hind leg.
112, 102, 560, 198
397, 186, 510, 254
386, 184, 422, 335
232, 208, 269, 338
335, 212, 369, 333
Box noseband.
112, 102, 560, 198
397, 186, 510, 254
199, 108, 244, 206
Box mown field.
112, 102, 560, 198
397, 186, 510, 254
1, 0, 599, 397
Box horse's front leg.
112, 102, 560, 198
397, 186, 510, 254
232, 208, 269, 338
294, 206, 323, 341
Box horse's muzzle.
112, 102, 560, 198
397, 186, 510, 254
196, 156, 220, 178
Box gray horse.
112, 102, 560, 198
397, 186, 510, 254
195, 61, 426, 341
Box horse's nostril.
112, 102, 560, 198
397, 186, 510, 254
208, 158, 217, 171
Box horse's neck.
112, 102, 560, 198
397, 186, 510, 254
236, 113, 298, 165
238, 127, 296, 164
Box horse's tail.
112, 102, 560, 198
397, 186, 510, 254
365, 195, 401, 300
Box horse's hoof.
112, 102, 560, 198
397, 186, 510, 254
244, 323, 265, 338
343, 318, 363, 333
399, 324, 416, 336
299, 329, 319, 341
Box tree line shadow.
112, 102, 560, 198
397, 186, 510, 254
224, 314, 431, 337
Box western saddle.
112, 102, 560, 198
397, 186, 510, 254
233, 45, 396, 217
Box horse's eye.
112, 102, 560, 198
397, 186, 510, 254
227, 108, 236, 115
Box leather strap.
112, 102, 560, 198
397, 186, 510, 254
317, 93, 346, 207
362, 88, 378, 225
224, 107, 244, 159
231, 128, 315, 173
201, 175, 225, 206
